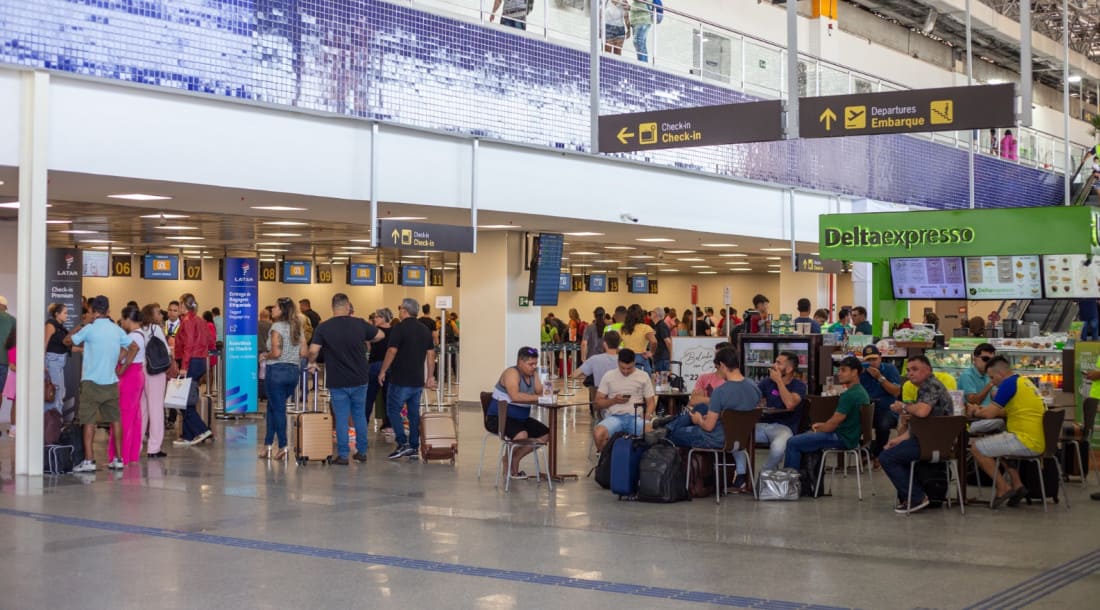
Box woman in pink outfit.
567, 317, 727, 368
109, 306, 146, 464
140, 304, 173, 458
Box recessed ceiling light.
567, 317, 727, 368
761, 247, 791, 252
340, 246, 370, 250
263, 221, 308, 226
108, 193, 172, 201
690, 265, 711, 269
726, 261, 750, 265
384, 216, 427, 221
572, 263, 592, 267
154, 225, 198, 230
182, 250, 202, 255
698, 271, 718, 274
731, 268, 752, 272
0, 201, 52, 209
60, 229, 98, 234
768, 264, 782, 268
701, 243, 737, 247
719, 253, 748, 257
666, 250, 696, 254
46, 219, 72, 224
82, 239, 115, 244
251, 205, 307, 211
662, 268, 680, 272
258, 248, 287, 252
594, 259, 619, 263
766, 256, 783, 260
573, 251, 599, 256
165, 236, 204, 240
677, 257, 706, 262
620, 266, 639, 270
349, 239, 375, 243
403, 254, 428, 259
256, 242, 290, 246
811, 252, 820, 256
605, 246, 635, 250
636, 237, 674, 243
263, 233, 301, 237
646, 262, 667, 265
768, 270, 782, 274
564, 231, 605, 236
478, 224, 521, 229
589, 269, 607, 273
141, 213, 188, 219
629, 255, 655, 259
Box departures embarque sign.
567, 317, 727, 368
799, 83, 1015, 138
597, 100, 784, 154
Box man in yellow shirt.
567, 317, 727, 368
968, 356, 1047, 509
899, 370, 957, 401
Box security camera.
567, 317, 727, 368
620, 213, 639, 224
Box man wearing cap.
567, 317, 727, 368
783, 356, 867, 470
64, 296, 135, 472
0, 296, 13, 400
859, 345, 902, 465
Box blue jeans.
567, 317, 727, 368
879, 436, 924, 501
633, 23, 651, 62
653, 358, 670, 373
634, 354, 653, 374
264, 363, 299, 448
386, 384, 423, 449
181, 358, 210, 441
755, 423, 794, 471
330, 384, 369, 458
501, 16, 526, 30
666, 412, 748, 474
1082, 318, 1100, 341
46, 352, 68, 412
871, 403, 899, 457
784, 431, 844, 469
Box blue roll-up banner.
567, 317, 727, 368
225, 257, 258, 414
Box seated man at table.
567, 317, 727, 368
968, 356, 1047, 508
656, 347, 762, 490
485, 346, 551, 480
859, 345, 902, 466
957, 343, 1005, 434
754, 351, 806, 472
592, 349, 656, 451
878, 355, 955, 514
783, 356, 867, 472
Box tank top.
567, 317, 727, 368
267, 321, 301, 366
489, 366, 535, 420
46, 319, 70, 354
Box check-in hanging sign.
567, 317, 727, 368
379, 220, 475, 253
800, 83, 1016, 138
597, 100, 784, 153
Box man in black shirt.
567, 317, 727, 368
650, 306, 672, 372
380, 298, 438, 460
306, 293, 385, 465
299, 299, 322, 332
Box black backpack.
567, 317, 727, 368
144, 329, 172, 375
799, 450, 826, 498
913, 462, 949, 507
592, 431, 630, 489
636, 442, 689, 503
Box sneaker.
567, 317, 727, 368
650, 415, 675, 430
403, 446, 419, 460
387, 445, 409, 460
147, 451, 167, 458
895, 497, 931, 514
172, 438, 194, 447
193, 430, 213, 444
352, 452, 367, 463
1006, 486, 1029, 508
331, 456, 349, 465
730, 475, 750, 494
107, 458, 125, 470
907, 496, 930, 514
72, 460, 97, 473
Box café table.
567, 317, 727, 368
536, 398, 590, 482
655, 390, 691, 416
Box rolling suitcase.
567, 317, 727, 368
609, 405, 648, 499
420, 406, 458, 463
292, 369, 331, 464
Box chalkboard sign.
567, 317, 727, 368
670, 337, 727, 386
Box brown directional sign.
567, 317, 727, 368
597, 100, 784, 153
799, 83, 1015, 139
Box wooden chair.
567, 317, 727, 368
907, 416, 968, 515
686, 409, 761, 504
991, 409, 1068, 512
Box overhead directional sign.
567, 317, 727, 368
800, 83, 1015, 138
378, 219, 475, 253
795, 253, 842, 274
597, 100, 784, 153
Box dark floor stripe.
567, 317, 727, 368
0, 507, 853, 610
961, 547, 1100, 610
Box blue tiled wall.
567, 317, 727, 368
0, 0, 1063, 209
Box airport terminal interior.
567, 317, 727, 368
2, 1, 1100, 608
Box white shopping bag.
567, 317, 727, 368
164, 376, 193, 410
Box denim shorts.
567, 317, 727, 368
974, 432, 1039, 458
597, 412, 645, 437
605, 25, 626, 41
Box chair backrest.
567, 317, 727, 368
720, 408, 762, 453
480, 391, 508, 438
1082, 398, 1098, 439
797, 396, 812, 433
807, 395, 839, 424
859, 403, 874, 448
1041, 408, 1066, 459
909, 416, 968, 462
480, 392, 492, 419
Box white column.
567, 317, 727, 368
851, 262, 874, 322
458, 231, 540, 402
15, 71, 49, 476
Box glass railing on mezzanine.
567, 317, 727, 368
397, 0, 1086, 174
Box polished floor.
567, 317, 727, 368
1, 401, 1098, 610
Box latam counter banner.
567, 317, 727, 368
224, 257, 258, 414
46, 248, 82, 331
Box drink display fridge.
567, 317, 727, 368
737, 334, 833, 394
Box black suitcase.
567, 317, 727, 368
1018, 458, 1061, 503
1061, 442, 1091, 479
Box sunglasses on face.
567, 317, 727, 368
979, 355, 993, 362
520, 347, 538, 358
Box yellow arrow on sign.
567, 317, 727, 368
391, 229, 400, 243
617, 126, 635, 145
819, 108, 837, 131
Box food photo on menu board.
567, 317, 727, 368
1042, 254, 1100, 298
889, 257, 966, 299
965, 255, 1042, 300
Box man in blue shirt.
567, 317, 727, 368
859, 345, 902, 464
65, 296, 135, 473
755, 351, 806, 472
1079, 299, 1099, 341
957, 343, 1004, 434
792, 298, 822, 334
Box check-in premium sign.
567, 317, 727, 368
379, 220, 475, 253
597, 100, 784, 153
795, 254, 842, 274
800, 83, 1015, 138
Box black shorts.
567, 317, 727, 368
485, 415, 550, 440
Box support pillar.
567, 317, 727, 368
458, 232, 540, 403
16, 71, 49, 476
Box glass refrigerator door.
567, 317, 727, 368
777, 341, 810, 371
744, 342, 776, 382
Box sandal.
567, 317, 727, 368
273, 447, 288, 460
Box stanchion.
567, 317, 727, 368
559, 343, 576, 397
444, 344, 458, 399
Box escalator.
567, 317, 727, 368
1018, 299, 1078, 333
1068, 150, 1098, 207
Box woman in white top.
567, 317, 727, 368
109, 305, 147, 466
140, 304, 172, 458
604, 0, 630, 55
259, 297, 308, 460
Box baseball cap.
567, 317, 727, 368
838, 356, 864, 371
90, 295, 110, 313
862, 345, 881, 358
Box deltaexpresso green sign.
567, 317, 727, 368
819, 207, 1100, 261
